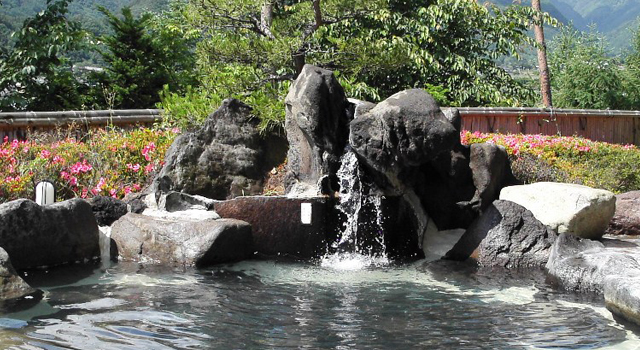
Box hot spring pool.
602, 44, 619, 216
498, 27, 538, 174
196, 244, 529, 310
0, 258, 638, 349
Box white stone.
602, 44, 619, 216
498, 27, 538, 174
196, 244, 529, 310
141, 208, 220, 222
500, 182, 615, 239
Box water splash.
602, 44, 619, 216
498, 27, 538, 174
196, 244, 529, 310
321, 150, 388, 270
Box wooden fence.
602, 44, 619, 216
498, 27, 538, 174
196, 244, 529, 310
0, 109, 162, 141
3, 107, 640, 146
459, 107, 640, 146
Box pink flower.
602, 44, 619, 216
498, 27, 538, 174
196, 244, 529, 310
52, 155, 65, 165
126, 163, 141, 172
144, 163, 154, 174
142, 142, 156, 162
40, 149, 51, 159
81, 188, 88, 199
110, 189, 117, 198
70, 160, 93, 174
124, 186, 132, 195
133, 184, 141, 191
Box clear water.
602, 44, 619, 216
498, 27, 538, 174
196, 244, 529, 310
1, 259, 639, 350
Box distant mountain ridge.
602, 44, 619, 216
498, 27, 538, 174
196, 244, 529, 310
491, 0, 640, 52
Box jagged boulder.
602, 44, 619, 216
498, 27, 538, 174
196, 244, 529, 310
0, 247, 38, 301
0, 199, 100, 269
284, 64, 353, 196
445, 200, 557, 268
155, 99, 283, 200
349, 89, 459, 188
89, 195, 128, 226
500, 182, 616, 239
110, 212, 252, 267
469, 143, 518, 212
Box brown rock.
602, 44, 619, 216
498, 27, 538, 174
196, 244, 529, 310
214, 196, 331, 259
606, 191, 640, 235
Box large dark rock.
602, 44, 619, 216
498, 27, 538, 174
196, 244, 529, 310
284, 65, 352, 195
349, 89, 459, 188
606, 191, 640, 235
469, 143, 518, 212
155, 99, 285, 200
0, 247, 38, 301
214, 196, 331, 259
110, 212, 253, 267
445, 200, 557, 268
89, 196, 128, 226
0, 199, 100, 269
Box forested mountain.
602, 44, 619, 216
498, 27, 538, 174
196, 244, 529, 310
0, 0, 168, 49
494, 0, 640, 52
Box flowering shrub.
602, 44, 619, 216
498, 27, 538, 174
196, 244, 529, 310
0, 127, 178, 203
461, 131, 640, 193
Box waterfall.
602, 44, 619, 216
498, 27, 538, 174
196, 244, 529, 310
321, 150, 389, 270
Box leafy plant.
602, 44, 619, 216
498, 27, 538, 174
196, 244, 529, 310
0, 0, 86, 111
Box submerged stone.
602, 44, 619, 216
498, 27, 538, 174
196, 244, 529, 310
0, 247, 38, 301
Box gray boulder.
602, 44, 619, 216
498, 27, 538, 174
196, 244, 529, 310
110, 212, 252, 267
284, 64, 352, 196
0, 199, 100, 269
0, 247, 38, 301
155, 99, 281, 200
500, 182, 616, 239
89, 196, 128, 226
606, 191, 640, 235
445, 200, 557, 268
546, 232, 640, 326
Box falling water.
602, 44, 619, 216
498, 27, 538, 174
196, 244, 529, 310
320, 150, 389, 270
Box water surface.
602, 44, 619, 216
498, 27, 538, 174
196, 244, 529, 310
0, 259, 638, 349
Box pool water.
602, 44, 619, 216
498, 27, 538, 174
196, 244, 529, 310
0, 258, 638, 349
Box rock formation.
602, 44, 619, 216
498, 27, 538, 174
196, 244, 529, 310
284, 64, 352, 196
0, 247, 38, 301
500, 182, 616, 239
606, 190, 640, 235
0, 199, 100, 269
445, 200, 557, 268
110, 211, 252, 267
154, 98, 285, 200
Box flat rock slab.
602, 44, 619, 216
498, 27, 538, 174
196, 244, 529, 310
214, 196, 331, 259
500, 182, 615, 239
110, 212, 252, 267
0, 199, 100, 269
546, 233, 640, 326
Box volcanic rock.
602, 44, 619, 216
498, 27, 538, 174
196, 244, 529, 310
0, 199, 100, 269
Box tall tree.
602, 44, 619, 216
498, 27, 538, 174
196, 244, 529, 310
168, 0, 544, 133
0, 0, 85, 111
532, 0, 553, 107
91, 6, 193, 109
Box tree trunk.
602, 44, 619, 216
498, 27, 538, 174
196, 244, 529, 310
532, 0, 553, 108
260, 1, 275, 39
313, 0, 323, 29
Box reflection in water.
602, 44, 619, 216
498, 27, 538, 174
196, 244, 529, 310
0, 260, 637, 349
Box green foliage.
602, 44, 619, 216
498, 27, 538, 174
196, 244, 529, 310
0, 0, 86, 111
88, 5, 195, 109
160, 0, 550, 133
463, 131, 640, 194
549, 27, 630, 110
